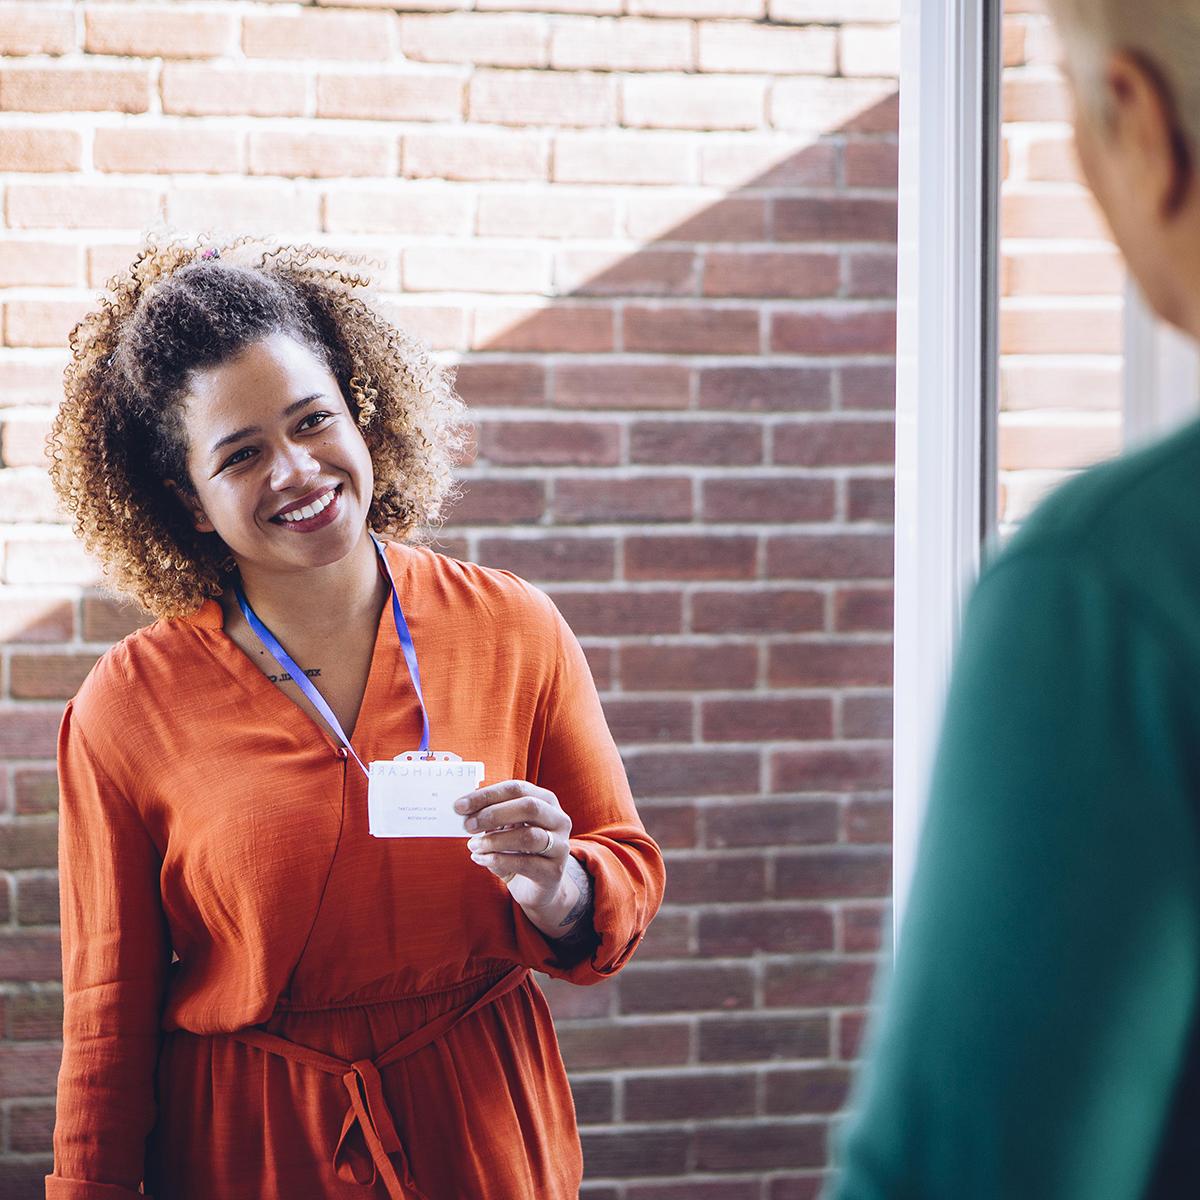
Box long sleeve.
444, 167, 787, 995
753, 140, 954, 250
511, 599, 665, 984
47, 702, 171, 1200
828, 547, 1200, 1200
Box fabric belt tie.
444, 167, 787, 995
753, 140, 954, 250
225, 966, 530, 1199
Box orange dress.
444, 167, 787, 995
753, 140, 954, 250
47, 542, 665, 1200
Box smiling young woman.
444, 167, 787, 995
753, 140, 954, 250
44, 237, 664, 1200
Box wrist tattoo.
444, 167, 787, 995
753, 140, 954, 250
553, 857, 595, 945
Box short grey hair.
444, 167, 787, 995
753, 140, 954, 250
1047, 0, 1200, 151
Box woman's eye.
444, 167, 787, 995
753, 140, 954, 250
221, 447, 254, 470
298, 411, 331, 431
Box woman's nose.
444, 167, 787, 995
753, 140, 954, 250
269, 443, 319, 491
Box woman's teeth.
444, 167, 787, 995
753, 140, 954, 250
279, 489, 336, 523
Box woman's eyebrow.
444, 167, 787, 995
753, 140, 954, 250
208, 393, 327, 457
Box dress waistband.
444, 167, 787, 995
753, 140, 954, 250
219, 965, 529, 1200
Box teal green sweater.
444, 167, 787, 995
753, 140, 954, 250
829, 419, 1200, 1198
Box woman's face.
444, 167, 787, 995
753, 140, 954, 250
174, 331, 375, 580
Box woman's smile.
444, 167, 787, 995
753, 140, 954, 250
270, 482, 343, 532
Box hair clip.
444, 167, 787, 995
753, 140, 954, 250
201, 248, 220, 260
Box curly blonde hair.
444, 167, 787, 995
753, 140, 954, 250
49, 235, 467, 618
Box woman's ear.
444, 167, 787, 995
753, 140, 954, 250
164, 478, 215, 533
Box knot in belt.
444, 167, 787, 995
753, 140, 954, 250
228, 966, 529, 1199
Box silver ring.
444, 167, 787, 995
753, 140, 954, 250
537, 827, 554, 856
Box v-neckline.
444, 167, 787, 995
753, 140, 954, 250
200, 542, 405, 760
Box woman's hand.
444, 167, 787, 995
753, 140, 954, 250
455, 780, 594, 944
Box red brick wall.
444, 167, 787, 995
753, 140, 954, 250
0, 2, 903, 1195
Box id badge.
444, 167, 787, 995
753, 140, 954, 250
367, 751, 484, 838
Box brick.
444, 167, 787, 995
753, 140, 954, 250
476, 189, 616, 238
845, 140, 899, 188
834, 586, 892, 632
85, 5, 236, 58
700, 136, 838, 188
0, 3, 75, 55
4, 299, 94, 349
0, 65, 150, 113
773, 744, 894, 792
770, 642, 892, 687
999, 417, 1120, 470
625, 307, 759, 355
639, 805, 698, 851
7, 183, 161, 231
772, 309, 895, 355
764, 1066, 852, 1114
847, 250, 898, 298
478, 0, 619, 13
442, 479, 544, 526
453, 361, 545, 407
624, 748, 759, 797
629, 1182, 760, 1200
400, 13, 548, 66
6, 986, 62, 1038
0, 469, 63, 523
841, 901, 886, 950
406, 245, 551, 294
481, 419, 619, 466
469, 69, 616, 127
581, 1129, 690, 1178
554, 476, 693, 523
9, 1100, 55, 1153
0, 240, 79, 288
841, 363, 895, 411
540, 974, 615, 1020
846, 477, 893, 523
406, 129, 547, 181
0, 820, 56, 869
631, 420, 761, 466
623, 74, 766, 131
1003, 74, 1071, 123
770, 0, 897, 18
581, 644, 614, 688
81, 593, 152, 642
698, 22, 836, 73
556, 247, 697, 295
244, 9, 397, 59
620, 641, 757, 691
771, 77, 898, 134
620, 962, 755, 1013
774, 420, 893, 467
765, 959, 877, 1007
600, 697, 693, 744
167, 182, 318, 234
842, 694, 891, 740
692, 588, 824, 634
549, 589, 683, 636
629, 0, 762, 20
0, 128, 81, 173
571, 1077, 615, 1124
161, 63, 307, 117
1, 414, 50, 467
699, 366, 832, 413
94, 127, 242, 175
1005, 19, 1028, 67
701, 477, 836, 524
324, 186, 471, 236
701, 697, 832, 743
1005, 249, 1123, 297
705, 249, 840, 299
14, 770, 57, 816
16, 874, 58, 925
0, 594, 73, 643
840, 24, 900, 76
709, 797, 839, 853
838, 1009, 870, 1060
775, 196, 896, 244
551, 16, 692, 71
1000, 362, 1119, 413
698, 904, 834, 956
1000, 305, 1121, 356
0, 353, 70, 405
0, 1040, 61, 1093
697, 1122, 826, 1171
5, 539, 103, 587
0, 1160, 56, 1196
1001, 189, 1110, 240
698, 1013, 829, 1063
316, 72, 464, 122
248, 131, 395, 179
553, 362, 689, 410
476, 535, 615, 582
473, 304, 615, 352
558, 1020, 691, 1070
775, 848, 891, 900
9, 652, 98, 701
626, 1071, 756, 1120
626, 535, 758, 581
1024, 131, 1082, 184
766, 533, 892, 581
625, 192, 768, 242
662, 851, 767, 902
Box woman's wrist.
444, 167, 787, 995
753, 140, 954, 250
521, 854, 595, 944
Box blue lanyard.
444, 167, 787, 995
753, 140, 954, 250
234, 533, 431, 777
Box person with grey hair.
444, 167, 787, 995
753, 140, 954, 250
828, 3, 1200, 1198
